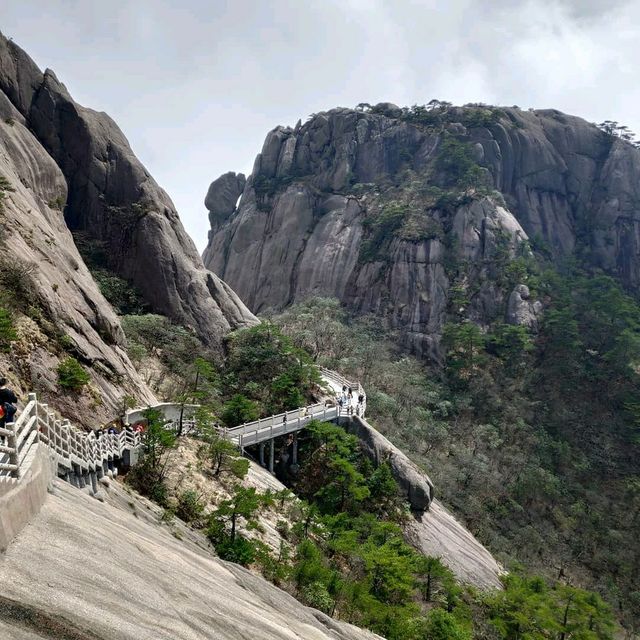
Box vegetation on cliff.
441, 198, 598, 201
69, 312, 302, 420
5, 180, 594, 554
273, 276, 640, 635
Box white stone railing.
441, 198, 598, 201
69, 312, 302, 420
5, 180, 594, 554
0, 393, 141, 485
0, 369, 365, 483
124, 402, 200, 433
0, 368, 365, 548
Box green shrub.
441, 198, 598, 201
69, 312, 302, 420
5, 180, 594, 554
301, 581, 334, 614
57, 357, 90, 391
221, 394, 260, 427
434, 134, 485, 189
0, 306, 17, 350
47, 195, 65, 211
92, 269, 146, 315
214, 535, 257, 565
175, 490, 205, 524
121, 313, 201, 374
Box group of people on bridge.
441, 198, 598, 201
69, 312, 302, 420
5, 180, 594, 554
336, 385, 365, 417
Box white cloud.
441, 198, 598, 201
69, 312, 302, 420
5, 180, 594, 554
2, 0, 639, 250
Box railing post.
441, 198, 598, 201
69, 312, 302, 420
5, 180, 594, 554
7, 421, 19, 479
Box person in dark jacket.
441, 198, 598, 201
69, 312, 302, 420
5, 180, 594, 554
0, 377, 18, 428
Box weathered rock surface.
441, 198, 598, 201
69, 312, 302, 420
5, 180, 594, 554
203, 171, 246, 243
406, 500, 504, 590
347, 416, 434, 512
506, 284, 541, 329
0, 479, 381, 640
344, 416, 502, 589
0, 79, 155, 423
0, 32, 257, 350
205, 105, 640, 357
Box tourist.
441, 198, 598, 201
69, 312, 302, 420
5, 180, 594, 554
0, 377, 18, 431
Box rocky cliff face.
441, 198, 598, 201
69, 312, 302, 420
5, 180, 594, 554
0, 33, 256, 351
0, 478, 381, 640
0, 33, 257, 423
204, 104, 640, 357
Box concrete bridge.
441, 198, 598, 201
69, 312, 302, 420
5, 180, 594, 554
0, 367, 365, 548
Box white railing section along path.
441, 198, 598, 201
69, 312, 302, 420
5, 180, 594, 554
0, 393, 142, 483
0, 369, 365, 484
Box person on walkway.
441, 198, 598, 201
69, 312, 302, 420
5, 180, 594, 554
338, 396, 344, 416
357, 393, 364, 416
345, 394, 353, 416
0, 377, 18, 429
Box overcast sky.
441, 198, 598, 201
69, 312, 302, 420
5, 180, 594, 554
3, 0, 639, 251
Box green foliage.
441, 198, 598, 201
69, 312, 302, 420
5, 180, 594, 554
92, 269, 146, 315
214, 535, 257, 565
127, 408, 176, 506
57, 357, 90, 391
72, 231, 147, 315
221, 394, 260, 427
486, 574, 616, 640
301, 581, 334, 614
223, 322, 320, 415
442, 321, 486, 384
207, 485, 262, 543
121, 314, 201, 373
198, 410, 249, 478
253, 174, 294, 210
175, 490, 205, 524
486, 323, 533, 372
47, 195, 65, 211
273, 296, 632, 633
434, 134, 486, 190
421, 609, 470, 640
0, 306, 17, 350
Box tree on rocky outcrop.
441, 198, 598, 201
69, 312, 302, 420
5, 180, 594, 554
127, 408, 176, 505
206, 485, 270, 565
197, 406, 249, 479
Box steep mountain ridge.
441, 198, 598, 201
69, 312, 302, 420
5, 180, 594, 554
204, 103, 640, 357
0, 32, 257, 352
0, 33, 257, 424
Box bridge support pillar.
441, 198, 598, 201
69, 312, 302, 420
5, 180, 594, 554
292, 435, 298, 466
90, 471, 98, 494
259, 442, 265, 467
269, 439, 275, 474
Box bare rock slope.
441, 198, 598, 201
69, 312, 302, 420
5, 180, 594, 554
0, 32, 256, 351
0, 73, 155, 423
204, 104, 640, 357
0, 479, 380, 640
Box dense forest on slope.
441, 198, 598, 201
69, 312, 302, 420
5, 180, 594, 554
203, 100, 640, 635
126, 326, 620, 640
272, 284, 640, 635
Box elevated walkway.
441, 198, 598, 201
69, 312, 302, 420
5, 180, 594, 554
0, 367, 365, 546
